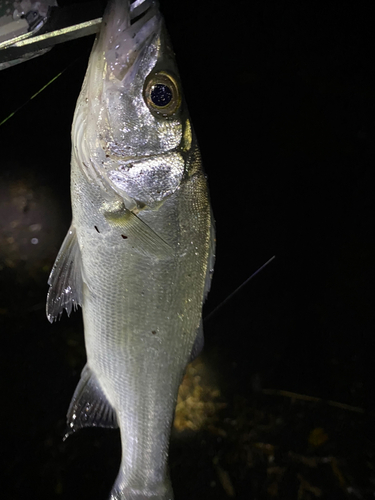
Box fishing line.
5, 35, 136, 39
0, 71, 62, 127
0, 54, 84, 127
203, 255, 276, 323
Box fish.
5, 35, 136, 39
46, 0, 215, 498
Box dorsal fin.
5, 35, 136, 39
46, 224, 83, 323
65, 365, 118, 440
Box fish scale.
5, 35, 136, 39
46, 0, 214, 498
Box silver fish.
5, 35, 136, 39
46, 0, 215, 498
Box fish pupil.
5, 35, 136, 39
150, 84, 172, 107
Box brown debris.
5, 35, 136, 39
173, 357, 226, 432
297, 473, 322, 498
215, 463, 236, 497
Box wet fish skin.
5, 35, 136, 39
46, 1, 214, 499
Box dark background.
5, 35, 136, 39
0, 1, 374, 499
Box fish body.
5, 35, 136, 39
46, 1, 214, 499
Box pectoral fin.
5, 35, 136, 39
65, 365, 118, 440
104, 207, 174, 259
46, 225, 83, 322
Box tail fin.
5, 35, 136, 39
108, 474, 173, 500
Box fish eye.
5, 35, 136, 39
151, 84, 172, 107
144, 71, 181, 117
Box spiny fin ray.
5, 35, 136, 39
46, 224, 83, 323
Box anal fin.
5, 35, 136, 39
204, 211, 216, 300
190, 319, 204, 362
65, 364, 118, 440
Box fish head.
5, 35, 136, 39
75, 0, 194, 210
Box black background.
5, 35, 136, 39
0, 1, 374, 499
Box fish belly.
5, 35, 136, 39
72, 157, 211, 499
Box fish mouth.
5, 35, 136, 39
100, 0, 162, 81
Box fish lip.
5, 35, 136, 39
100, 0, 162, 81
